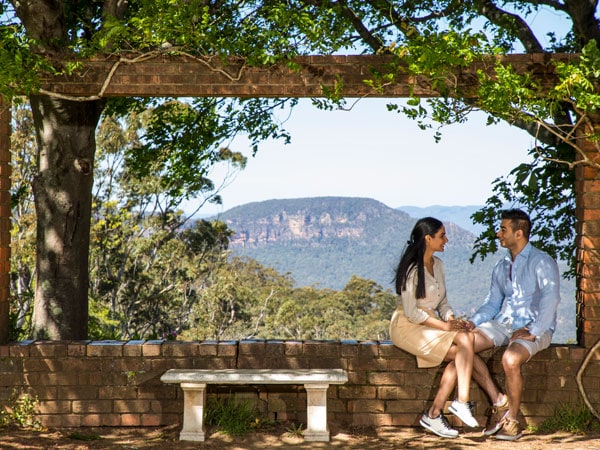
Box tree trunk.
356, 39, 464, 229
30, 95, 105, 339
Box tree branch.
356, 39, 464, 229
476, 0, 545, 53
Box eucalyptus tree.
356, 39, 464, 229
90, 111, 240, 339
8, 102, 36, 340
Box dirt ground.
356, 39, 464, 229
1, 425, 600, 450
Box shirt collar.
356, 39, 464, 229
504, 242, 532, 263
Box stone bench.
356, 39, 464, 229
160, 368, 348, 442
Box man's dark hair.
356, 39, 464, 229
501, 209, 531, 240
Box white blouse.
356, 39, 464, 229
399, 256, 454, 324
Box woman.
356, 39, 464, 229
390, 217, 478, 438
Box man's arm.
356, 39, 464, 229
528, 254, 561, 337
469, 261, 506, 326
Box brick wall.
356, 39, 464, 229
0, 340, 592, 430
40, 53, 575, 99
575, 116, 600, 349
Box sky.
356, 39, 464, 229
186, 5, 576, 218
190, 98, 535, 217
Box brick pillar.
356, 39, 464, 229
575, 115, 600, 349
0, 98, 10, 344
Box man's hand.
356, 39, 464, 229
446, 319, 469, 331
510, 327, 535, 342
464, 320, 476, 331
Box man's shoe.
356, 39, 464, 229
495, 418, 522, 441
419, 411, 459, 438
483, 397, 509, 436
449, 399, 479, 428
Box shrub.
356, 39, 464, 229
0, 392, 42, 430
538, 403, 600, 434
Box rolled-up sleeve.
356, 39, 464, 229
529, 254, 561, 337
400, 269, 430, 323
437, 295, 454, 321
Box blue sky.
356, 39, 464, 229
192, 98, 535, 216
188, 5, 577, 217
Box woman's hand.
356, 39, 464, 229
446, 319, 469, 331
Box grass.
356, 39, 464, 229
285, 422, 304, 438
205, 396, 263, 436
537, 403, 600, 434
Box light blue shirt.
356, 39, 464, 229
470, 243, 561, 338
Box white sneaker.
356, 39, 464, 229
420, 411, 459, 438
449, 400, 479, 428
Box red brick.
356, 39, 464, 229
113, 399, 151, 413
37, 400, 71, 414
29, 342, 67, 357
72, 400, 112, 414
99, 386, 139, 400
120, 414, 142, 426
141, 341, 163, 357
377, 386, 416, 400
368, 372, 405, 386
141, 414, 162, 426
59, 414, 83, 427
87, 342, 125, 357
347, 399, 385, 413
57, 386, 98, 400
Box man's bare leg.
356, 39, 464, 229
502, 343, 530, 420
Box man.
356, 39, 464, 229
466, 208, 561, 441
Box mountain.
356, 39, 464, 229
219, 196, 483, 291
215, 196, 576, 343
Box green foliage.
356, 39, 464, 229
205, 396, 261, 437
9, 101, 36, 340
123, 97, 297, 202
0, 20, 48, 98
0, 391, 41, 430
553, 41, 600, 114
470, 144, 577, 277
285, 422, 304, 438
538, 403, 600, 434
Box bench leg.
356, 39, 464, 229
179, 383, 207, 441
303, 383, 331, 441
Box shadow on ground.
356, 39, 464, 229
1, 425, 600, 449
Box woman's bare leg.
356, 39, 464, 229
428, 331, 474, 417
429, 330, 505, 418
452, 331, 475, 403
428, 361, 457, 417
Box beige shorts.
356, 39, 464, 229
476, 320, 552, 359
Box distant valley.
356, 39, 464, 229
212, 197, 576, 344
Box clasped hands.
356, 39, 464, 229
446, 318, 470, 331
446, 318, 535, 342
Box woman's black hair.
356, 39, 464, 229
394, 217, 444, 299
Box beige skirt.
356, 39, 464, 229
389, 307, 457, 368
